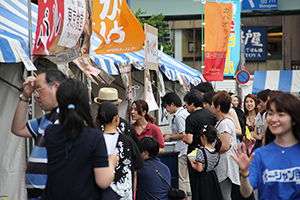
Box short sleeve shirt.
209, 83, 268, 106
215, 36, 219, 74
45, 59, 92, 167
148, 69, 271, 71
26, 107, 59, 198
102, 133, 144, 200
132, 122, 165, 148
214, 118, 240, 185
185, 109, 217, 154
249, 142, 300, 199
196, 148, 220, 172
172, 107, 189, 157
43, 125, 109, 199
118, 117, 143, 152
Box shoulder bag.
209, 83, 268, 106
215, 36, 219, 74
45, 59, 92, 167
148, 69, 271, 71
146, 160, 186, 200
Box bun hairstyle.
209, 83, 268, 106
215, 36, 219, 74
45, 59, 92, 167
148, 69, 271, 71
132, 100, 156, 123
97, 102, 119, 125
56, 79, 94, 140
201, 125, 222, 152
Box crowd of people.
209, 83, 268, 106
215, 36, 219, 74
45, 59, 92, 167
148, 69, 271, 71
11, 68, 300, 200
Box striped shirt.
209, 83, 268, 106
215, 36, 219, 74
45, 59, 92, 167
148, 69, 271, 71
196, 148, 219, 172
25, 107, 59, 199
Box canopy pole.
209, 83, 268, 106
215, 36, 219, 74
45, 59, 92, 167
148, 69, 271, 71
27, 0, 35, 162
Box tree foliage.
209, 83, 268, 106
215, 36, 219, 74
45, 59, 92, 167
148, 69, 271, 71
135, 9, 174, 56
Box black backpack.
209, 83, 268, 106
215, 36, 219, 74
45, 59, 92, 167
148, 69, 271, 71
233, 107, 246, 141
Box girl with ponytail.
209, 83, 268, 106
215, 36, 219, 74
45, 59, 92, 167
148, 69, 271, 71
43, 79, 117, 199
189, 125, 223, 200
131, 100, 165, 154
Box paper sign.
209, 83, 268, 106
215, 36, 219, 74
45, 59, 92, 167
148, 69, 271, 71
118, 64, 133, 102
46, 46, 80, 64
145, 68, 158, 111
157, 70, 169, 126
144, 23, 158, 71
89, 59, 115, 85
15, 47, 37, 71
73, 58, 97, 83
57, 62, 75, 78
58, 0, 86, 48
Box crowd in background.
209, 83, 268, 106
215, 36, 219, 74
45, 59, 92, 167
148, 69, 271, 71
10, 68, 300, 200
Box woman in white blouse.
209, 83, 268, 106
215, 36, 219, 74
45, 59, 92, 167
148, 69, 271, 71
211, 92, 240, 200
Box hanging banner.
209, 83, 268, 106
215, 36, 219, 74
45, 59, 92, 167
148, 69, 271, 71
219, 0, 241, 76
144, 23, 158, 71
93, 0, 145, 54
118, 64, 133, 102
157, 70, 169, 126
203, 2, 232, 82
145, 69, 159, 111
33, 0, 92, 56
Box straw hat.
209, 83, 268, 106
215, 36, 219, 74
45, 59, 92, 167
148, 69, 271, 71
94, 87, 122, 105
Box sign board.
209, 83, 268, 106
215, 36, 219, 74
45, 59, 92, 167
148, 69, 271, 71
144, 23, 158, 71
242, 0, 278, 10
236, 70, 250, 84
242, 27, 266, 61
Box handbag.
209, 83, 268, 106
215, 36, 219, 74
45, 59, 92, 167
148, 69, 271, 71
146, 160, 186, 200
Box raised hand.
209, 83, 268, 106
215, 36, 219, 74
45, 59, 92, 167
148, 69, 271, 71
231, 142, 255, 173
22, 76, 36, 99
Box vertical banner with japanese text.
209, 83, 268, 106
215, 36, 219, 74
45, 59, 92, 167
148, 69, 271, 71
220, 0, 241, 76
144, 23, 158, 71
33, 0, 92, 57
93, 0, 145, 54
118, 64, 133, 102
203, 2, 232, 82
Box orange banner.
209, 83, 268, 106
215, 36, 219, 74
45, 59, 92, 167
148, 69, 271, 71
93, 0, 145, 54
203, 2, 232, 81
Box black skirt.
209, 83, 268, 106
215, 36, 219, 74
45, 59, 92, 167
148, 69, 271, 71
192, 170, 223, 200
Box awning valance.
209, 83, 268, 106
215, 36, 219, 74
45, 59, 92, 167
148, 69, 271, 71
252, 70, 300, 95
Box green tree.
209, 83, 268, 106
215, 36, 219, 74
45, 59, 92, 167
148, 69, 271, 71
135, 9, 174, 56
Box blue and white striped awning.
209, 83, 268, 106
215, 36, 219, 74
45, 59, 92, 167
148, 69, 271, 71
252, 70, 300, 95
0, 0, 38, 63
91, 46, 202, 85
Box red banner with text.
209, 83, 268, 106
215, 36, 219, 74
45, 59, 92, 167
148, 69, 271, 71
33, 0, 92, 57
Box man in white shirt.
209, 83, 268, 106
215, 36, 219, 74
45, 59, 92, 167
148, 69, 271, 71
162, 92, 191, 200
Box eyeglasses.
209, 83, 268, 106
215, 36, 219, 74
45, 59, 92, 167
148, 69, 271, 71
33, 84, 53, 96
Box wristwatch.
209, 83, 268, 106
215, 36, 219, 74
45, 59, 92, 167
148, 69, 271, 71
19, 94, 30, 103
170, 136, 174, 141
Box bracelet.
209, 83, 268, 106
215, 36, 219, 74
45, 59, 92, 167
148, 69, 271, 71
19, 94, 30, 103
240, 170, 250, 178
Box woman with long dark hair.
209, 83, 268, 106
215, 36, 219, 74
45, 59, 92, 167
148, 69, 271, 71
42, 79, 117, 200
243, 94, 258, 154
232, 93, 300, 199
131, 100, 165, 154
97, 102, 144, 200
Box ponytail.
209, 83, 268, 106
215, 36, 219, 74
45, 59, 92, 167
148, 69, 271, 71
145, 113, 156, 123
214, 138, 222, 152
